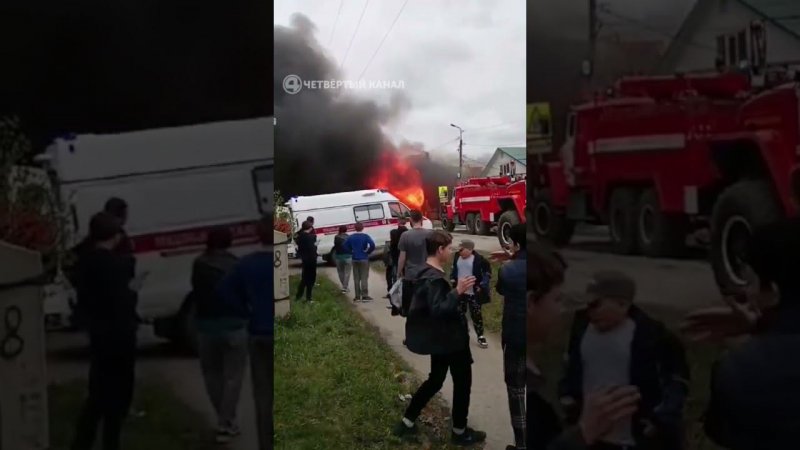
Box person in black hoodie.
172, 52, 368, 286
494, 224, 527, 450
393, 230, 487, 446
71, 212, 139, 450
294, 221, 318, 302
333, 225, 352, 293
191, 227, 246, 444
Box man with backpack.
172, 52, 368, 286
393, 230, 487, 446
396, 210, 431, 316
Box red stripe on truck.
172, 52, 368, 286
129, 220, 258, 254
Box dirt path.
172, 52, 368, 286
318, 265, 514, 450
46, 328, 258, 450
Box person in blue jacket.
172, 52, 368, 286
343, 222, 376, 302
218, 215, 273, 450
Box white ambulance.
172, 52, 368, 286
285, 189, 433, 263
36, 117, 273, 350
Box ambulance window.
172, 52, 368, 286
354, 203, 385, 221
252, 165, 273, 213
399, 203, 411, 216
388, 202, 403, 218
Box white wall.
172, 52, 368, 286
670, 0, 800, 73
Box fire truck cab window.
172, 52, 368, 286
354, 203, 385, 221
252, 165, 273, 213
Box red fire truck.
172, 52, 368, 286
441, 175, 527, 247
532, 69, 800, 290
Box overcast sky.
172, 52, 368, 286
274, 0, 525, 164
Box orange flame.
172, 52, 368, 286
368, 151, 425, 209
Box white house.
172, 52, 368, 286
480, 147, 526, 178
658, 0, 800, 74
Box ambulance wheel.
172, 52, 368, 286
475, 217, 491, 235
710, 180, 782, 292
497, 210, 521, 248
608, 188, 639, 255
636, 188, 689, 257
442, 217, 456, 232
532, 188, 575, 247
466, 214, 477, 234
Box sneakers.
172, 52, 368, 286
362, 296, 374, 302
477, 336, 488, 348
353, 297, 361, 302
451, 427, 487, 446
341, 288, 348, 294
392, 421, 419, 439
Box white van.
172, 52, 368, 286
286, 189, 433, 262
36, 118, 273, 349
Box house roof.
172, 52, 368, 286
659, 0, 800, 72
497, 147, 526, 164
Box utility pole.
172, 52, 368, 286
586, 0, 598, 89
450, 123, 464, 181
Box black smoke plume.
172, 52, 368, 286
275, 14, 456, 204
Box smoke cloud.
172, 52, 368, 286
274, 13, 456, 205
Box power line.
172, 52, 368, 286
598, 6, 716, 54
357, 0, 409, 79
340, 0, 370, 71
464, 121, 515, 132
464, 142, 525, 148
328, 0, 344, 46
428, 136, 460, 152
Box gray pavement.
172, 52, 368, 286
317, 265, 515, 450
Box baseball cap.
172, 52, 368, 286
583, 270, 637, 303
458, 239, 475, 251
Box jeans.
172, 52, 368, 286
198, 329, 248, 429
71, 331, 137, 450
503, 344, 526, 448
459, 294, 485, 337
352, 260, 370, 298
249, 335, 273, 450
385, 264, 396, 292
295, 260, 317, 301
404, 349, 473, 429
335, 256, 352, 290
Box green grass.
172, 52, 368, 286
534, 304, 725, 450
276, 275, 475, 450
49, 380, 215, 450
373, 252, 505, 334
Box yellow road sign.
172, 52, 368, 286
527, 102, 551, 139
438, 186, 448, 202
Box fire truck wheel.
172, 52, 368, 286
608, 188, 640, 255
466, 213, 477, 234
475, 217, 491, 235
532, 189, 574, 246
442, 217, 456, 232
497, 210, 521, 248
710, 180, 782, 291
636, 188, 688, 257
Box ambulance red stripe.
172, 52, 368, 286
316, 218, 402, 235
129, 220, 259, 254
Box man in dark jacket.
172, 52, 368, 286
393, 230, 487, 446
560, 271, 690, 450
683, 170, 800, 449
219, 215, 273, 450
389, 217, 408, 285
71, 212, 139, 450
450, 239, 491, 348
332, 225, 352, 293
496, 224, 527, 450
294, 221, 317, 302
191, 227, 245, 444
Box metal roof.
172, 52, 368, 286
497, 147, 526, 164
742, 0, 800, 39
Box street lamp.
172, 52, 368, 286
450, 123, 464, 180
